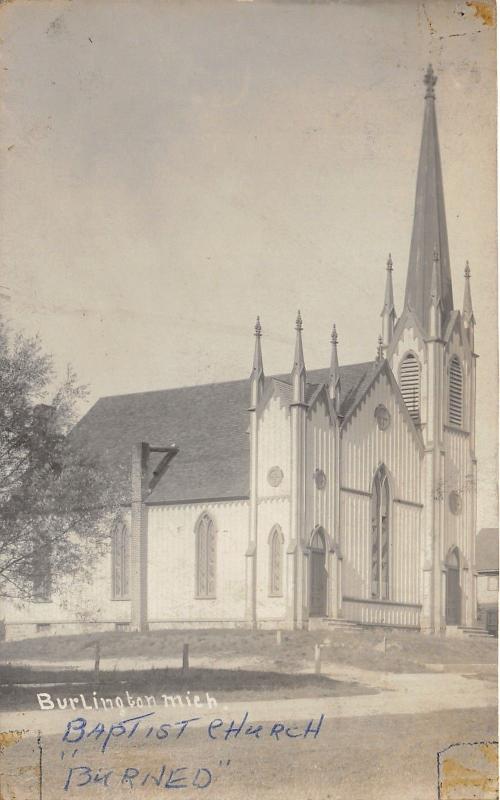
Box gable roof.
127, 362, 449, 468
71, 362, 372, 505
476, 528, 499, 573
339, 359, 424, 451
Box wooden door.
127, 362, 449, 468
309, 531, 327, 617
445, 567, 461, 625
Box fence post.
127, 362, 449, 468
314, 643, 321, 675
276, 630, 282, 645
182, 643, 189, 675
94, 641, 101, 682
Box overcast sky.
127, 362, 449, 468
0, 0, 497, 526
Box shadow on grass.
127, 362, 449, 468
0, 665, 377, 710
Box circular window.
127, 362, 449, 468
314, 469, 327, 490
267, 466, 284, 487
449, 491, 462, 515
374, 404, 391, 431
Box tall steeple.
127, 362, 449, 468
328, 323, 341, 412
250, 316, 264, 407
291, 310, 306, 403
380, 253, 396, 349
404, 65, 454, 332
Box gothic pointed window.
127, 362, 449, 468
399, 352, 421, 423
371, 466, 391, 600
195, 513, 216, 598
32, 540, 52, 602
269, 525, 284, 597
448, 357, 463, 427
112, 521, 130, 600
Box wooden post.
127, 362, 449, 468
182, 643, 189, 674
276, 630, 282, 645
94, 642, 101, 681
314, 643, 321, 675
383, 636, 387, 655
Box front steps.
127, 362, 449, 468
309, 619, 496, 637
446, 624, 495, 639
459, 625, 495, 639
308, 617, 360, 632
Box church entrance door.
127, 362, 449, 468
445, 548, 461, 626
309, 528, 327, 617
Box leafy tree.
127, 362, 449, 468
0, 320, 120, 601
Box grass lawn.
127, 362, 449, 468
0, 627, 497, 673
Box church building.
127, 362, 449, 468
3, 67, 478, 639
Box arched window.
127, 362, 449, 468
195, 513, 216, 598
371, 466, 391, 600
32, 539, 52, 602
399, 352, 421, 423
269, 525, 284, 597
112, 522, 130, 600
448, 357, 463, 427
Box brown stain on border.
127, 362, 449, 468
440, 744, 499, 800
466, 1, 495, 26
0, 731, 23, 752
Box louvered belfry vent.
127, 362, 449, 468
449, 357, 463, 427
399, 353, 421, 423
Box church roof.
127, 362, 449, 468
404, 65, 454, 333
476, 528, 499, 573
71, 361, 372, 505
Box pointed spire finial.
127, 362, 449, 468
463, 260, 475, 332
329, 322, 341, 409
376, 335, 384, 362
250, 314, 264, 405
331, 322, 338, 345
424, 64, 437, 99
381, 253, 397, 348
291, 310, 306, 402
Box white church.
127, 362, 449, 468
4, 66, 479, 639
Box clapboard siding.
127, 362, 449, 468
257, 396, 290, 498
305, 397, 335, 539
340, 370, 423, 611
341, 371, 422, 502
148, 501, 248, 622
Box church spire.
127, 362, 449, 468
404, 65, 454, 333
291, 310, 306, 403
380, 253, 396, 349
250, 316, 264, 407
328, 323, 341, 412
463, 260, 475, 347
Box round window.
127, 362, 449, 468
449, 491, 462, 515
267, 466, 284, 487
314, 469, 327, 490
374, 404, 391, 431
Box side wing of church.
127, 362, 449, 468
1, 67, 478, 639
